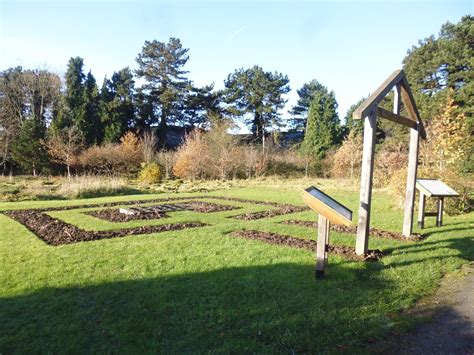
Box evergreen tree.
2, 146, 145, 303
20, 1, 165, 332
134, 88, 154, 133
343, 97, 366, 136
11, 117, 48, 175
403, 15, 473, 121
100, 68, 135, 142
135, 38, 191, 146
79, 71, 102, 145
183, 84, 225, 127
289, 79, 326, 131
300, 90, 341, 160
224, 65, 290, 144
59, 57, 86, 130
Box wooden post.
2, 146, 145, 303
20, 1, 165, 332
356, 110, 377, 255
393, 84, 401, 114
402, 124, 420, 237
324, 217, 330, 266
418, 192, 426, 228
316, 214, 329, 279
437, 197, 444, 227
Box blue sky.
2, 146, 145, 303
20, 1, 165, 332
0, 0, 471, 125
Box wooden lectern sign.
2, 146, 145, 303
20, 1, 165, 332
302, 186, 353, 279
416, 179, 459, 228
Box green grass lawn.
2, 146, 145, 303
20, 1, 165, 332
1, 179, 472, 353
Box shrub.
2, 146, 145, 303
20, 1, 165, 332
120, 132, 142, 173
266, 148, 305, 177
332, 132, 362, 179
79, 132, 142, 176
173, 122, 243, 180
239, 146, 268, 179
173, 130, 210, 179
138, 162, 162, 185
373, 150, 408, 187
140, 131, 157, 163
156, 150, 177, 179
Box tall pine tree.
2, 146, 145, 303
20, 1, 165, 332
135, 38, 191, 146
224, 65, 290, 144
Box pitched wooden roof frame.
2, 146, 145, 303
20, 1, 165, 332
352, 69, 426, 139
352, 69, 427, 255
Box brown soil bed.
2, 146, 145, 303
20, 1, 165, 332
229, 230, 383, 261
4, 195, 301, 213
5, 209, 207, 246
86, 201, 238, 222
232, 205, 307, 220
87, 208, 169, 222
281, 220, 424, 242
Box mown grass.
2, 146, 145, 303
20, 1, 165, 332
0, 179, 472, 353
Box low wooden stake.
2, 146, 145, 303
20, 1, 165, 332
418, 193, 426, 228
437, 197, 444, 227
316, 214, 329, 279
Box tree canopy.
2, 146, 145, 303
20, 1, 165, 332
135, 38, 191, 145
224, 65, 290, 143
289, 79, 327, 131
300, 89, 341, 159
100, 68, 135, 143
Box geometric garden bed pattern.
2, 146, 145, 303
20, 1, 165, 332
3, 195, 422, 259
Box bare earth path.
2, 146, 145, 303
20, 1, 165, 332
386, 264, 473, 354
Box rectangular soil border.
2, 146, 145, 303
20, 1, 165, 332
5, 209, 207, 246
281, 220, 424, 242
229, 230, 383, 261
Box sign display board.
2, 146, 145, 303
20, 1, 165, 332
302, 186, 353, 279
416, 179, 458, 228
416, 179, 459, 197
302, 186, 353, 226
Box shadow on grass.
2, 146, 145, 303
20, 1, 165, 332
1, 262, 393, 353
384, 236, 474, 262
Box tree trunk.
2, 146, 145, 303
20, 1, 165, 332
158, 112, 167, 148
254, 112, 264, 143
67, 164, 71, 180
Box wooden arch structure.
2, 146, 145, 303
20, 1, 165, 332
352, 69, 426, 255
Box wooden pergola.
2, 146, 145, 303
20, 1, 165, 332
352, 69, 426, 255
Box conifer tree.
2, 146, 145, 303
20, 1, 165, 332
100, 68, 135, 143
289, 79, 326, 131
79, 71, 102, 145
135, 38, 191, 146
11, 117, 48, 176
300, 90, 341, 160
224, 65, 290, 145
60, 57, 86, 130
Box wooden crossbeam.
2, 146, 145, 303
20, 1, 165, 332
376, 107, 417, 128
353, 70, 404, 120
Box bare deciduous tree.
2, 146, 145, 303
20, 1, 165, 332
45, 126, 84, 178
140, 130, 157, 163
